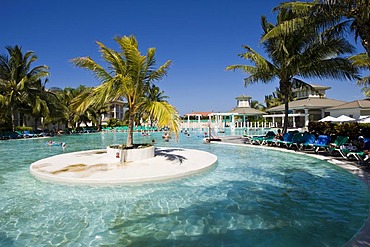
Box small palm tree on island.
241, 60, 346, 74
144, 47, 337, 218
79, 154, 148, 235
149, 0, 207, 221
226, 10, 359, 133
71, 35, 180, 148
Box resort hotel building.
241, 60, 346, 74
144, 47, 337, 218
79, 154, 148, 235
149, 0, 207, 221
181, 83, 370, 130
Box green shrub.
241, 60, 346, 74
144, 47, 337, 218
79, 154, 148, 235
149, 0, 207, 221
308, 122, 364, 139
15, 126, 33, 132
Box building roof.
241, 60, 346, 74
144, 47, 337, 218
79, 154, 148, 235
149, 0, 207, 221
235, 94, 252, 100
328, 99, 370, 110
308, 83, 331, 90
292, 83, 331, 92
267, 97, 346, 112
184, 111, 213, 117
228, 107, 265, 115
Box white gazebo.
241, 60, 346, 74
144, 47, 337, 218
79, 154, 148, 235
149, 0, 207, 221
210, 94, 266, 130
181, 94, 266, 130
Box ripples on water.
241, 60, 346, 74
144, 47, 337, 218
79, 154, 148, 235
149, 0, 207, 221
0, 131, 369, 246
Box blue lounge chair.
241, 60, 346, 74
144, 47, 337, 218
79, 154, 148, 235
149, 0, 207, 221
250, 131, 276, 145
312, 135, 331, 153
291, 133, 310, 149
273, 132, 294, 147
299, 134, 316, 150
288, 132, 311, 149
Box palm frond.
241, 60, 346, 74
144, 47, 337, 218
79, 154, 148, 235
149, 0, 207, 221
350, 53, 370, 68
71, 57, 112, 82
96, 41, 126, 75
146, 101, 180, 139
148, 60, 172, 82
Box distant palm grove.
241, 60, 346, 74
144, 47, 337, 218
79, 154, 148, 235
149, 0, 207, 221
0, 37, 180, 144
1, 0, 370, 135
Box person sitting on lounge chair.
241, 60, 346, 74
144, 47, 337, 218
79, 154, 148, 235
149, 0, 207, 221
274, 129, 284, 141
356, 136, 369, 155
346, 136, 370, 161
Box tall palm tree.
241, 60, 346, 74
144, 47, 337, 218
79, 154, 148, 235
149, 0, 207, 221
265, 1, 370, 89
0, 45, 49, 131
71, 35, 179, 147
227, 10, 358, 133
267, 0, 370, 54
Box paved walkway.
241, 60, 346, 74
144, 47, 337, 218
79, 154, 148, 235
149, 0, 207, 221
216, 135, 370, 247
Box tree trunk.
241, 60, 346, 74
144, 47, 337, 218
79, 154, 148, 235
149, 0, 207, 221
11, 108, 15, 132
126, 113, 134, 147
34, 117, 38, 130
283, 92, 289, 134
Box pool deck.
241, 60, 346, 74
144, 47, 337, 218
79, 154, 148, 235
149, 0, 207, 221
30, 147, 217, 185
216, 135, 370, 247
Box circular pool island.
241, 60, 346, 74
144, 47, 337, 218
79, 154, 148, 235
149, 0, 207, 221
30, 147, 218, 185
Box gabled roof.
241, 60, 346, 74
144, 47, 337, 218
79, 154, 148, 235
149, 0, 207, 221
292, 83, 331, 92
328, 99, 370, 110
267, 97, 346, 112
308, 83, 331, 90
228, 107, 265, 115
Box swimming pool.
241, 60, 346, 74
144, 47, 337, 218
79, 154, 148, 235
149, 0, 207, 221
0, 131, 369, 246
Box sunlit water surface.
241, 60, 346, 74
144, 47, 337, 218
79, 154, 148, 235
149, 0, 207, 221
0, 130, 369, 246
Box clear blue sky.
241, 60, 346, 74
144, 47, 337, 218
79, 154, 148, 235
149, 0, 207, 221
2, 0, 366, 115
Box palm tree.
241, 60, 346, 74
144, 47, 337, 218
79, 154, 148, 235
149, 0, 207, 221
227, 10, 358, 133
25, 78, 66, 130
142, 85, 170, 126
264, 88, 285, 109
0, 45, 49, 131
265, 1, 370, 89
70, 86, 110, 130
71, 35, 179, 147
267, 0, 370, 54
250, 100, 265, 110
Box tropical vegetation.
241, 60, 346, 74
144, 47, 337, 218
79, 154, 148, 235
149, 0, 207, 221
0, 45, 63, 131
265, 0, 370, 92
227, 9, 359, 133
71, 35, 180, 147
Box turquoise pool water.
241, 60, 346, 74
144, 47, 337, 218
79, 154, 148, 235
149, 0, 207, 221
0, 131, 369, 246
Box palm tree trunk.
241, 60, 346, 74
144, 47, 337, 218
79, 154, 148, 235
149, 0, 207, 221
10, 106, 15, 132
126, 113, 134, 147
283, 94, 289, 134
34, 117, 38, 130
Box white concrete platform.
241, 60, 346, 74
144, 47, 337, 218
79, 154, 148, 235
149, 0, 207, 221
30, 147, 218, 185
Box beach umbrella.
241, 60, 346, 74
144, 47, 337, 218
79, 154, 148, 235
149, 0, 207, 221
318, 116, 337, 122
331, 115, 356, 122
358, 116, 370, 123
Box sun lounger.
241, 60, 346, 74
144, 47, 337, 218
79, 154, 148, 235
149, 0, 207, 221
327, 136, 349, 155
299, 134, 316, 150
288, 132, 313, 149
312, 135, 331, 153
340, 138, 370, 161
250, 131, 275, 145
283, 133, 304, 149
273, 132, 294, 147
